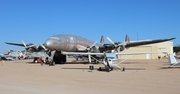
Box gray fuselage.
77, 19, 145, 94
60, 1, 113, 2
44, 34, 100, 52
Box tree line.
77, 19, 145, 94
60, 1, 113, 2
174, 46, 180, 53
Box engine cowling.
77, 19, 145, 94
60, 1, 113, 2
119, 45, 125, 51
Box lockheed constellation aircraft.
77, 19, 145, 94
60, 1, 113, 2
6, 34, 175, 65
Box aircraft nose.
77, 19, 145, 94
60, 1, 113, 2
44, 39, 58, 50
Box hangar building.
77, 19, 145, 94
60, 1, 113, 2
120, 41, 173, 59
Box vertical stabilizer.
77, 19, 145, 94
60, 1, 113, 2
168, 54, 177, 65
100, 35, 104, 45
125, 35, 130, 42
173, 52, 176, 56
7, 51, 11, 55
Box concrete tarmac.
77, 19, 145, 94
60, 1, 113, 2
0, 58, 180, 94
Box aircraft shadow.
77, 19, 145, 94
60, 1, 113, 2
26, 62, 44, 65
61, 67, 146, 72
65, 61, 100, 64
159, 66, 180, 69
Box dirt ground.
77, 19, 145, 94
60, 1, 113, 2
0, 58, 180, 94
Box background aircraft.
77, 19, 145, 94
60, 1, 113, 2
5, 34, 175, 65
0, 51, 24, 60
173, 52, 180, 59
0, 53, 14, 60
168, 54, 180, 67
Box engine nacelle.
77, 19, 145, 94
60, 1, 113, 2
91, 46, 100, 53
120, 45, 125, 51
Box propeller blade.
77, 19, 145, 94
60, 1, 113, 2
39, 43, 48, 51
21, 40, 27, 48
86, 41, 98, 51
27, 44, 36, 48
90, 41, 98, 48
106, 37, 115, 46
116, 47, 120, 53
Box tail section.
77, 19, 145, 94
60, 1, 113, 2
100, 35, 104, 45
125, 35, 130, 42
168, 54, 177, 65
7, 51, 11, 55
173, 52, 176, 56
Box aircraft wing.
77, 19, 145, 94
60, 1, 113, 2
125, 38, 175, 48
5, 42, 34, 47
5, 42, 25, 47
62, 52, 166, 55
99, 37, 175, 52
62, 52, 104, 55
5, 41, 45, 52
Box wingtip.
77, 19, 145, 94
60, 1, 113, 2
170, 37, 176, 40
5, 42, 9, 44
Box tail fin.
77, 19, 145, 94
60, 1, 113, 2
100, 35, 104, 45
18, 51, 23, 56
125, 35, 130, 42
7, 51, 11, 55
173, 52, 176, 56
168, 54, 177, 65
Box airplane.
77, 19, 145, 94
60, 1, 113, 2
168, 54, 180, 67
43, 34, 175, 65
63, 51, 166, 72
0, 51, 24, 60
173, 52, 180, 59
6, 34, 175, 65
0, 53, 14, 60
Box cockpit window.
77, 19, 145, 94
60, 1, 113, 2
50, 37, 59, 40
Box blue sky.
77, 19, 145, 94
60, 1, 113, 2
0, 0, 179, 53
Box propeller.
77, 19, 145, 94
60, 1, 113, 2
106, 37, 116, 46
86, 41, 98, 51
86, 41, 98, 63
21, 40, 28, 48
39, 43, 48, 51
106, 37, 126, 53
39, 43, 52, 56
21, 40, 36, 50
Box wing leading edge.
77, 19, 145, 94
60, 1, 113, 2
125, 38, 175, 48
5, 42, 34, 47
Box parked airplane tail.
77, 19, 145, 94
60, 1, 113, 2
100, 35, 104, 45
168, 54, 178, 65
173, 52, 176, 56
125, 35, 130, 42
